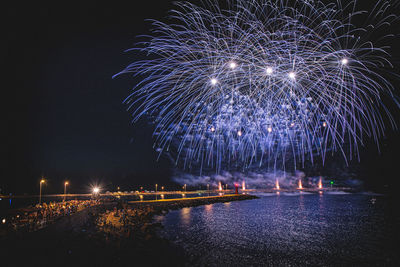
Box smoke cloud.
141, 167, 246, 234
173, 170, 319, 189
172, 170, 363, 189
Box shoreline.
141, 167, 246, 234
0, 187, 355, 199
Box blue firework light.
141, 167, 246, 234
116, 0, 399, 173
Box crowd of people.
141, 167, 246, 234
1, 199, 100, 233
96, 206, 155, 240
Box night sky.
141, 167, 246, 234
4, 1, 400, 194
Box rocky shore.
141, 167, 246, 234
1, 194, 257, 266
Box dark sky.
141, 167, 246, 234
4, 1, 183, 194
3, 0, 400, 194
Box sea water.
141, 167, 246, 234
156, 193, 399, 266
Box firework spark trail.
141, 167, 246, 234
115, 0, 399, 173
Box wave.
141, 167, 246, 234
325, 191, 351, 195
359, 191, 384, 196
254, 193, 280, 197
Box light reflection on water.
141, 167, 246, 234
180, 207, 192, 226
157, 193, 399, 266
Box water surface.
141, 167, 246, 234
156, 193, 399, 266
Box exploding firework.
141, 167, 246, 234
116, 0, 399, 173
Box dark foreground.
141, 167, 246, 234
0, 194, 256, 267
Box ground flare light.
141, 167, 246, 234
318, 178, 323, 189
298, 179, 303, 190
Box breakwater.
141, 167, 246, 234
1, 194, 258, 266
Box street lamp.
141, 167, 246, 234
64, 181, 69, 202
93, 187, 100, 195
155, 184, 158, 200
184, 184, 187, 192
39, 178, 45, 205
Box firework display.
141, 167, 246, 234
116, 0, 398, 173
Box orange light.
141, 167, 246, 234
298, 179, 303, 189
318, 178, 323, 189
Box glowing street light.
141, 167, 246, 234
39, 178, 45, 205
288, 72, 296, 79
93, 187, 100, 195
229, 61, 237, 69
64, 181, 69, 202
341, 58, 348, 65
210, 78, 218, 85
